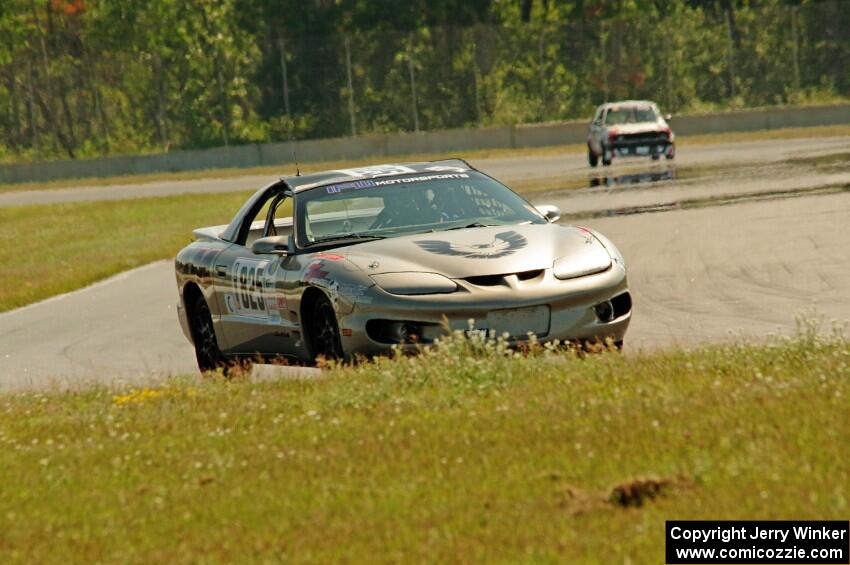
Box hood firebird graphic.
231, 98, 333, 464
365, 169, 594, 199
415, 230, 528, 259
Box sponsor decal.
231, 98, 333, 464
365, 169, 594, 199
334, 165, 417, 178
314, 252, 346, 261
415, 230, 528, 259
304, 260, 331, 282
373, 173, 469, 186
424, 165, 468, 173
323, 172, 470, 194
335, 282, 374, 305
324, 179, 377, 194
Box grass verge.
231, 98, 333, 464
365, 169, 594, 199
0, 192, 250, 312
1, 327, 848, 562
3, 124, 849, 194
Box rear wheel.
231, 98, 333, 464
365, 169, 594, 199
588, 146, 598, 167
651, 154, 660, 161
190, 294, 229, 373
308, 294, 344, 363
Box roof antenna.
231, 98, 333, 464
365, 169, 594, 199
293, 150, 300, 176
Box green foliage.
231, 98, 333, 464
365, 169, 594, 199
0, 0, 848, 162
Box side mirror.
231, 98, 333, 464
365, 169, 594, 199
536, 204, 561, 223
664, 113, 673, 121
251, 235, 290, 255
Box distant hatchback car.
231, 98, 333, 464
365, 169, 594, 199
174, 159, 632, 372
587, 100, 675, 167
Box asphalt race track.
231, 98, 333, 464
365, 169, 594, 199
1, 135, 849, 391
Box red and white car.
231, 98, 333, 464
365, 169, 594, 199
587, 100, 675, 167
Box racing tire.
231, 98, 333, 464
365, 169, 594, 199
601, 144, 612, 166
651, 154, 660, 161
665, 153, 675, 160
308, 294, 344, 363
190, 294, 230, 374
588, 147, 599, 167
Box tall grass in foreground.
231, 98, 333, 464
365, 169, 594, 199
1, 324, 848, 563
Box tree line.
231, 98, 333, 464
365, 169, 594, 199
0, 0, 847, 162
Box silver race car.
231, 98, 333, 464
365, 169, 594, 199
587, 100, 675, 166
175, 160, 631, 371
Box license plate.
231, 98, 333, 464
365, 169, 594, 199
636, 145, 650, 155
486, 305, 551, 338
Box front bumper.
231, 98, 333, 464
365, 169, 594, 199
606, 132, 676, 157
610, 139, 674, 157
338, 262, 630, 358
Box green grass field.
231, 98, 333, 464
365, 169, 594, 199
0, 192, 250, 312
1, 328, 847, 563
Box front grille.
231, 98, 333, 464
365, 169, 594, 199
464, 269, 544, 287
614, 132, 667, 144
464, 274, 504, 287
516, 269, 544, 281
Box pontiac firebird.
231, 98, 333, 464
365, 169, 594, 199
174, 159, 632, 371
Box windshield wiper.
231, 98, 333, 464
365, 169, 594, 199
308, 233, 386, 246
445, 221, 499, 231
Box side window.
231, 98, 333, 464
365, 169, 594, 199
235, 193, 276, 247
262, 196, 294, 239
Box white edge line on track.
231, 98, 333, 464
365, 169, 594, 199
0, 260, 171, 320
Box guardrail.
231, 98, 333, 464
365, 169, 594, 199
2, 103, 848, 186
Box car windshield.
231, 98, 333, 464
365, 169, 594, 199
605, 106, 658, 125
295, 170, 547, 246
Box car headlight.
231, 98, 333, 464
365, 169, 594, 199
370, 272, 458, 295
553, 254, 612, 280
587, 230, 626, 268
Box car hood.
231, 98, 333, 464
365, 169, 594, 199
342, 224, 612, 278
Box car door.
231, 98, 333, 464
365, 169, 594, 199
212, 194, 299, 357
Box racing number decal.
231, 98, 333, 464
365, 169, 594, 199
227, 258, 272, 318
237, 263, 265, 310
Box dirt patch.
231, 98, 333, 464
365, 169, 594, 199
547, 473, 694, 514
608, 476, 672, 508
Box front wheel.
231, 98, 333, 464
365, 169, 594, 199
588, 147, 599, 167
601, 146, 612, 166
190, 294, 230, 373
308, 294, 344, 363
